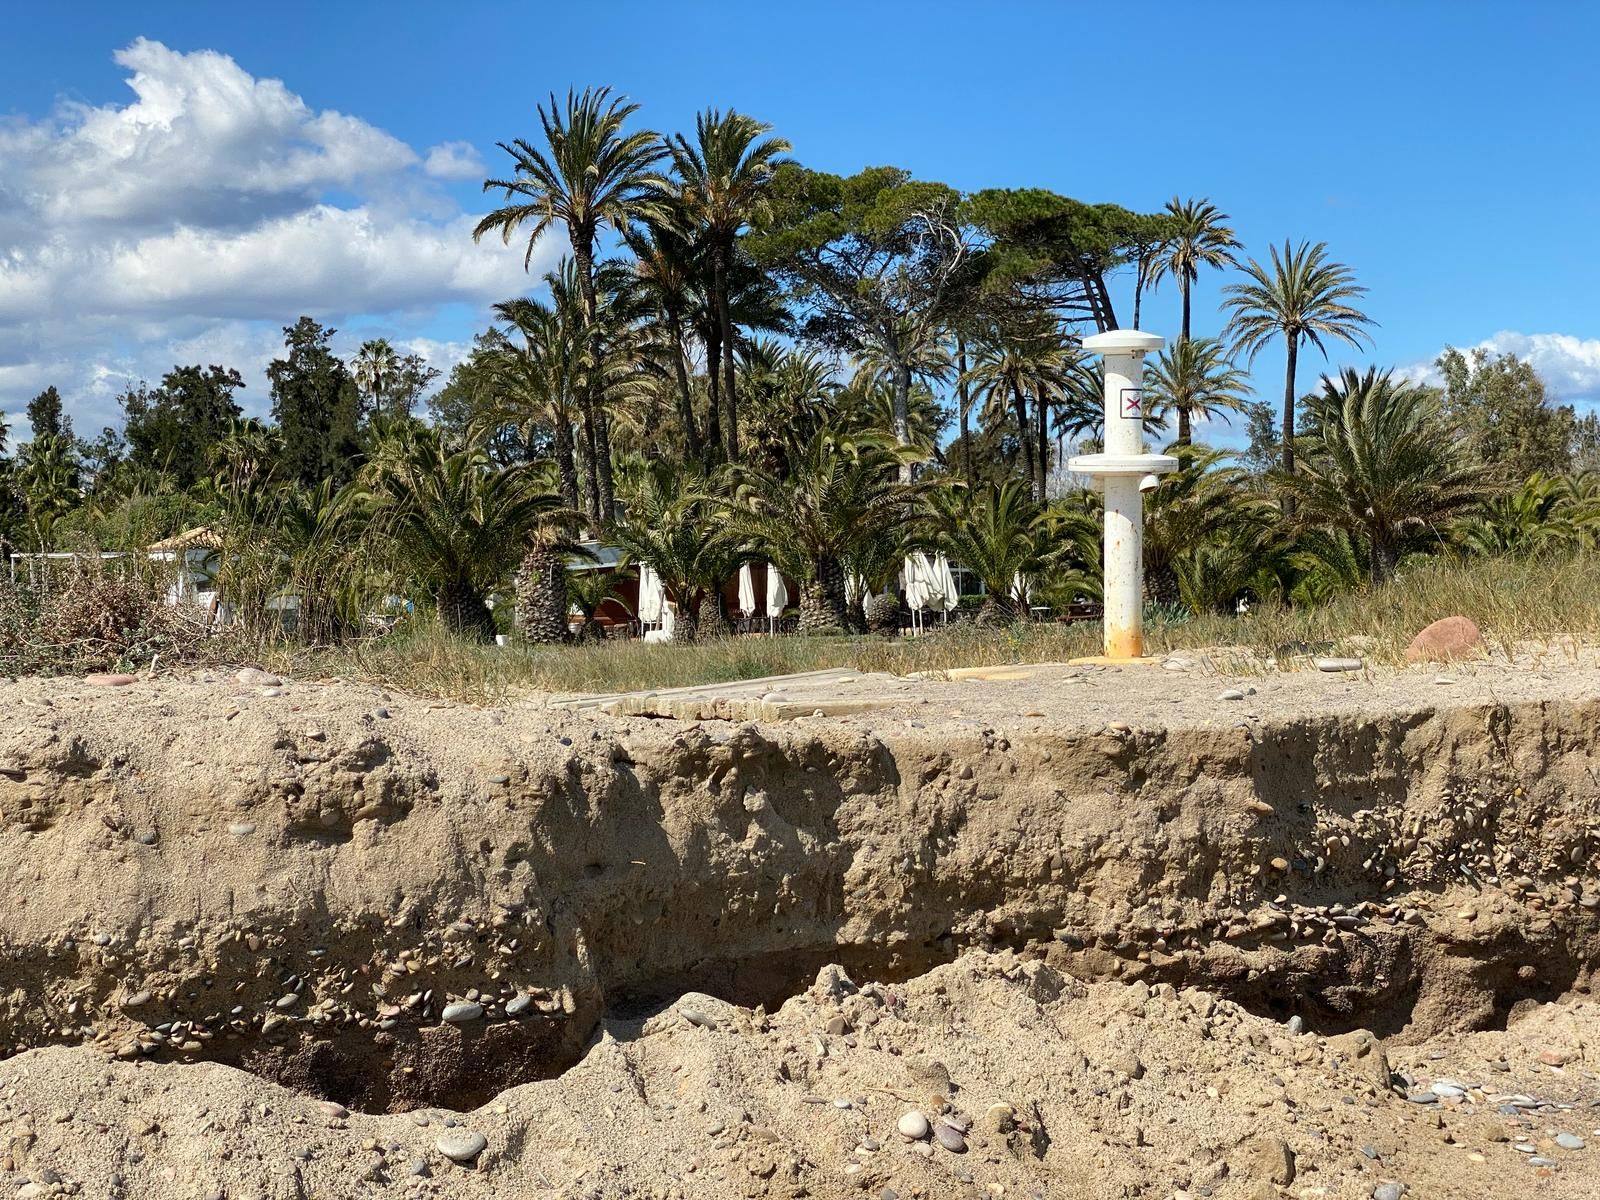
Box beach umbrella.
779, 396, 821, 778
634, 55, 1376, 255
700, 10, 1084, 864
637, 563, 663, 625
738, 563, 758, 617
932, 554, 959, 614
764, 564, 789, 618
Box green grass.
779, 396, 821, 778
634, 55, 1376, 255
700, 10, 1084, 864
256, 553, 1600, 703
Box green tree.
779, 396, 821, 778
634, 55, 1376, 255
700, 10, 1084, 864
476, 86, 666, 522
16, 433, 81, 549
352, 340, 440, 426
661, 109, 791, 463
1222, 240, 1374, 491
1436, 346, 1574, 480
1147, 197, 1240, 344
1145, 337, 1251, 446
24, 387, 71, 441
606, 460, 729, 642
926, 479, 1054, 621
750, 165, 971, 477
354, 423, 565, 641
267, 317, 362, 487
727, 426, 923, 632
1239, 400, 1282, 482
119, 364, 246, 488
1284, 368, 1489, 583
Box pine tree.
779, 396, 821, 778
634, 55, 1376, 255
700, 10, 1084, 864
267, 317, 362, 487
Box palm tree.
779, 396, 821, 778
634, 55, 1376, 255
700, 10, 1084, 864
475, 86, 666, 522
606, 460, 729, 642
351, 339, 400, 424
622, 218, 704, 462
1148, 198, 1241, 344
1283, 368, 1490, 584
1454, 473, 1586, 558
1221, 241, 1374, 487
727, 427, 923, 633
355, 423, 565, 641
1146, 337, 1251, 446
961, 316, 1083, 499
1138, 444, 1268, 605
926, 479, 1054, 622
16, 433, 81, 550
477, 288, 583, 513
662, 109, 791, 463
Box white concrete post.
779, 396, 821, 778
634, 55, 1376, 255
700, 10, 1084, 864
1068, 330, 1175, 660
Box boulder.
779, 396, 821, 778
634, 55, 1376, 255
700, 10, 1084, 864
1405, 615, 1482, 662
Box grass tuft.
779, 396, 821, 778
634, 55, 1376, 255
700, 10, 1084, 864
245, 553, 1600, 704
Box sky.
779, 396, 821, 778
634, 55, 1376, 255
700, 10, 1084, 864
2, 0, 1597, 447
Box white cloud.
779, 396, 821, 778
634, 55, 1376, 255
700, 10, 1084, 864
1402, 331, 1600, 404
0, 39, 553, 437
423, 140, 486, 181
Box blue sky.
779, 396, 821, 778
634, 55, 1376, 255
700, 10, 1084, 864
3, 0, 1597, 445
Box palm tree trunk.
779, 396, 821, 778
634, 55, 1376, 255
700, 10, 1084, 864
1281, 335, 1299, 516
893, 359, 914, 483
669, 595, 698, 644
668, 316, 702, 461
697, 590, 728, 638
1178, 405, 1192, 446
714, 244, 739, 463
956, 338, 973, 487
516, 543, 569, 645
1369, 531, 1399, 586
569, 237, 616, 522
798, 560, 848, 635
593, 404, 616, 522
1181, 277, 1192, 344
1010, 379, 1035, 497
1035, 388, 1050, 499
437, 580, 496, 643
704, 326, 723, 466
578, 402, 602, 526
553, 416, 580, 514
1133, 274, 1144, 331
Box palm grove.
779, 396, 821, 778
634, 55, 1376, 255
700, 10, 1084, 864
2, 86, 1598, 647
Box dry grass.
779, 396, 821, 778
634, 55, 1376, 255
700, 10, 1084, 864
246, 553, 1600, 704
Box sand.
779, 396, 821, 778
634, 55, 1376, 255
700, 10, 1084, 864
0, 651, 1596, 1197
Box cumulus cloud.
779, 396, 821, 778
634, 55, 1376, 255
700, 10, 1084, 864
0, 39, 552, 435
423, 140, 487, 181
1402, 331, 1600, 404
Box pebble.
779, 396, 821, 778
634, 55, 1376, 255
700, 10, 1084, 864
227, 822, 257, 836
934, 1122, 967, 1153
274, 993, 300, 1010
1373, 1185, 1403, 1200
897, 1112, 930, 1140
236, 668, 281, 687
505, 995, 533, 1018
486, 774, 510, 785
1314, 657, 1364, 672
1217, 689, 1245, 701
1529, 1157, 1557, 1167
1555, 1133, 1586, 1150
442, 1001, 484, 1023
681, 1008, 717, 1029
85, 673, 139, 687
122, 990, 152, 1010
436, 1129, 487, 1163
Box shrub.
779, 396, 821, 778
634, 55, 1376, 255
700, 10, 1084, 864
0, 558, 211, 677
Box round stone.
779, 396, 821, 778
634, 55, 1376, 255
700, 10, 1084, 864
436, 1129, 486, 1164
236, 668, 281, 687
896, 1111, 929, 1140
442, 1001, 484, 1023
933, 1122, 967, 1153
1373, 1185, 1404, 1200
504, 995, 533, 1018
274, 993, 300, 1010
227, 822, 257, 836
1555, 1133, 1585, 1150
122, 990, 152, 1009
